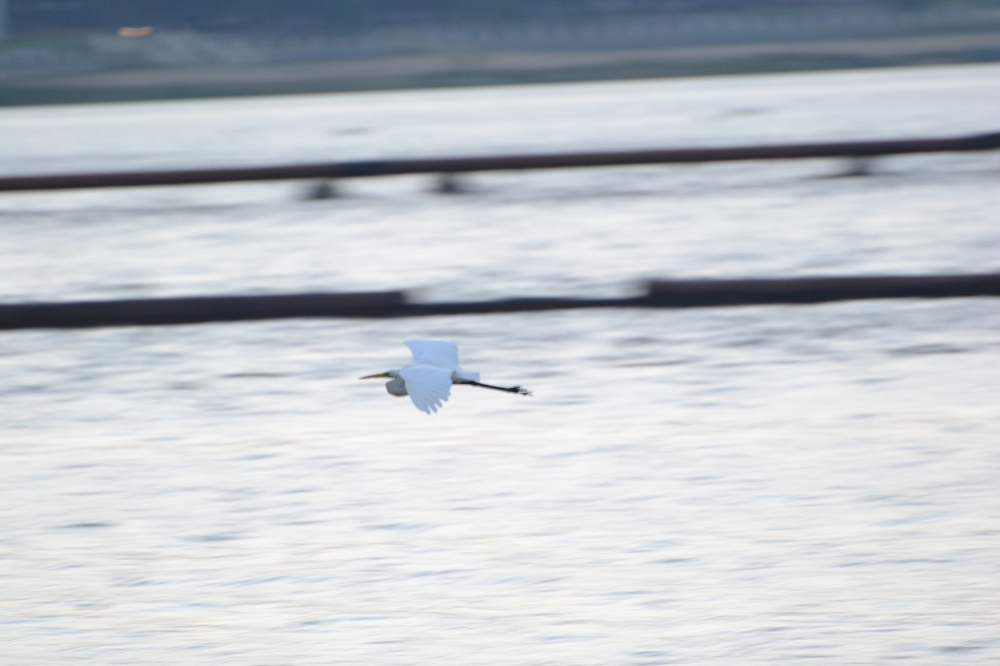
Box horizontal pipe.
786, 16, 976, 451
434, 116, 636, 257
1, 131, 999, 192
1, 273, 998, 331
645, 273, 1000, 306
0, 291, 406, 330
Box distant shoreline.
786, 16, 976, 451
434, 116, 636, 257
2, 31, 998, 107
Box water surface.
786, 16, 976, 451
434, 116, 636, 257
1, 64, 999, 665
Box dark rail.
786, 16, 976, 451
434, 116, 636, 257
0, 291, 406, 330
2, 273, 999, 331
2, 131, 999, 192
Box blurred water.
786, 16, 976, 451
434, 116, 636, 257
1, 64, 999, 665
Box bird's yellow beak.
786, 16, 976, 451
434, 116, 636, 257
359, 372, 391, 380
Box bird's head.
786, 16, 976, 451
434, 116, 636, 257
360, 369, 407, 397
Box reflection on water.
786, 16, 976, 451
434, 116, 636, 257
1, 64, 999, 664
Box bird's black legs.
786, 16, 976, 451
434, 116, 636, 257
462, 380, 532, 396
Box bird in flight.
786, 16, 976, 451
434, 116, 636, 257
360, 339, 531, 414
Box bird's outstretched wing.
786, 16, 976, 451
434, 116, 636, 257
399, 366, 453, 414
404, 339, 460, 369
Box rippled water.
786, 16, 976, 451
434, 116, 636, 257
1, 64, 999, 665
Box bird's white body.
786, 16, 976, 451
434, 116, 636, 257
379, 340, 478, 414
360, 339, 528, 414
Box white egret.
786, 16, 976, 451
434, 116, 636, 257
360, 339, 531, 414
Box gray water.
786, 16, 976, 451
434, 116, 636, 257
1, 64, 999, 665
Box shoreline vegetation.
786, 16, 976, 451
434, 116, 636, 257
3, 30, 999, 107
2, 0, 999, 106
